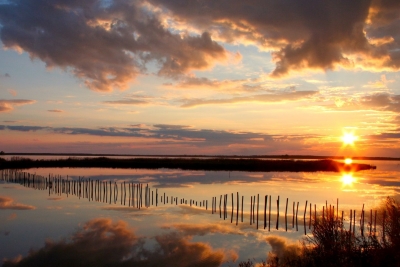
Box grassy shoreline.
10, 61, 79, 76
0, 153, 399, 161
0, 157, 375, 172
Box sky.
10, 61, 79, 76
0, 0, 399, 156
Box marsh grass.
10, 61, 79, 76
239, 197, 400, 267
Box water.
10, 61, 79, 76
0, 160, 399, 266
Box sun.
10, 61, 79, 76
344, 158, 352, 164
341, 132, 358, 146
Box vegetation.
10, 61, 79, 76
238, 197, 400, 267
0, 157, 375, 172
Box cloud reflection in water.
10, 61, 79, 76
2, 218, 236, 267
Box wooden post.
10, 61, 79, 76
250, 196, 252, 225
219, 195, 222, 218
268, 195, 271, 232
361, 204, 364, 237
264, 195, 267, 230
276, 196, 280, 230
309, 203, 312, 229
370, 209, 372, 237
253, 195, 255, 223
296, 202, 299, 232
350, 209, 353, 233
236, 192, 239, 226
303, 201, 308, 235
231, 193, 234, 224
256, 194, 259, 230
241, 196, 244, 223
285, 198, 288, 232
292, 201, 295, 228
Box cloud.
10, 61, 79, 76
47, 109, 63, 113
169, 76, 261, 93
360, 93, 400, 113
0, 99, 35, 112
103, 99, 149, 105
164, 223, 245, 236
0, 196, 35, 210
2, 218, 234, 267
148, 0, 400, 76
181, 90, 318, 108
7, 89, 17, 96
265, 235, 302, 265
0, 124, 318, 155
0, 0, 227, 92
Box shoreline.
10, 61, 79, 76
0, 157, 376, 172
0, 153, 398, 161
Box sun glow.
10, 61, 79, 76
341, 173, 355, 186
344, 158, 352, 164
341, 131, 358, 146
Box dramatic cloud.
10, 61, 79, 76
1, 0, 399, 91
149, 0, 400, 76
0, 99, 35, 112
2, 218, 234, 267
0, 196, 35, 210
0, 0, 227, 92
181, 90, 318, 108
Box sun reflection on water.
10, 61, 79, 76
341, 172, 355, 186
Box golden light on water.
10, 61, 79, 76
344, 158, 352, 164
341, 173, 355, 186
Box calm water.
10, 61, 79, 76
1, 159, 399, 266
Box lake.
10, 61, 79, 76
1, 158, 399, 266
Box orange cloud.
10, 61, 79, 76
0, 100, 35, 112
0, 196, 35, 210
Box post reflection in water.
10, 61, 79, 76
1, 160, 400, 266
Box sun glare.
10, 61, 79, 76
344, 158, 352, 164
341, 173, 354, 186
341, 132, 358, 146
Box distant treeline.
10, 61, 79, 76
1, 153, 400, 161
0, 157, 375, 172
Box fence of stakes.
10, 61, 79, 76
1, 169, 384, 240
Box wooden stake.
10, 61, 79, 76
304, 201, 308, 235
285, 198, 288, 232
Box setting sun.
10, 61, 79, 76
342, 132, 358, 146
344, 158, 352, 164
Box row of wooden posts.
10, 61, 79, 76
0, 169, 384, 238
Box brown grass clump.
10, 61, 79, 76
238, 197, 400, 267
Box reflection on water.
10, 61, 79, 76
1, 160, 399, 266
2, 218, 236, 267
341, 173, 355, 186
